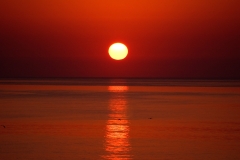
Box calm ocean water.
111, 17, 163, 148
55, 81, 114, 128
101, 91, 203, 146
0, 79, 240, 160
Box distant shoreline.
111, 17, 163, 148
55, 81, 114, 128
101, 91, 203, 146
0, 78, 240, 87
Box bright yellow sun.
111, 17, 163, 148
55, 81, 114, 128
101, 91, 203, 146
108, 43, 128, 60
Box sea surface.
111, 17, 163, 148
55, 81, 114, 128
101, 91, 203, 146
0, 79, 240, 160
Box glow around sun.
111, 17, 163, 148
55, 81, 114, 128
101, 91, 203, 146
108, 43, 128, 60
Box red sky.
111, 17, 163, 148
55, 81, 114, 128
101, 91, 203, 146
0, 0, 240, 78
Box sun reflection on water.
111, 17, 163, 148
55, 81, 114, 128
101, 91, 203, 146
103, 86, 131, 160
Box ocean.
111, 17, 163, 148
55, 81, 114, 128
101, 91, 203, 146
0, 79, 240, 160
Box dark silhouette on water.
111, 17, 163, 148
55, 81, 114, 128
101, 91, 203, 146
1, 125, 6, 128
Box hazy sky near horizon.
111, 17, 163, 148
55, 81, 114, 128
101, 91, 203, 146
0, 0, 240, 78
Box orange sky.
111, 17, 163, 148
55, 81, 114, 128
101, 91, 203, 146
0, 0, 240, 78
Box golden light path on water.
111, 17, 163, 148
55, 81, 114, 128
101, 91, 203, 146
103, 86, 131, 160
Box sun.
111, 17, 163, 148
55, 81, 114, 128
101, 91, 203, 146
108, 43, 128, 60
